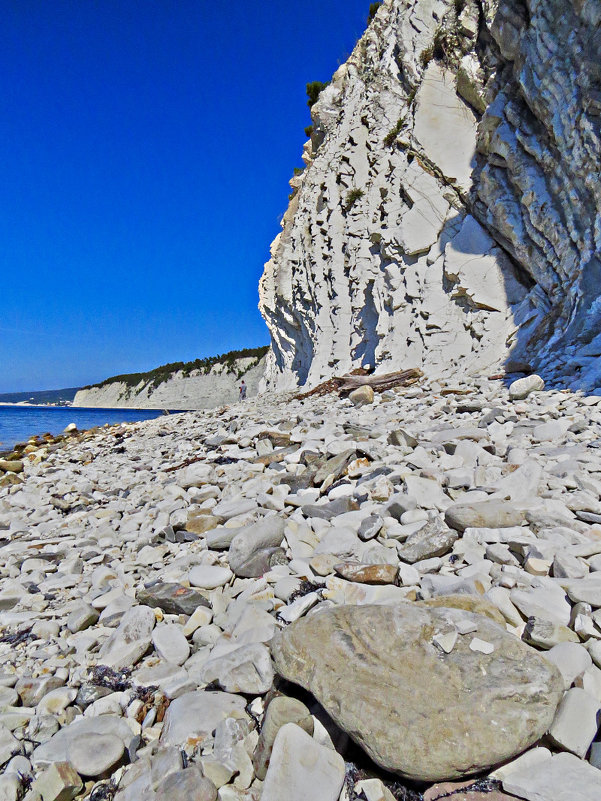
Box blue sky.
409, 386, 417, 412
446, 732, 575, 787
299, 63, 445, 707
0, 0, 374, 391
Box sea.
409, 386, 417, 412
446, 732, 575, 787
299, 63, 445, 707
0, 405, 167, 453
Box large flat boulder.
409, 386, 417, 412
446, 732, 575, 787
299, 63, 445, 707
271, 603, 563, 782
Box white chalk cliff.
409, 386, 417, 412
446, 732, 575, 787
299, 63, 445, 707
73, 355, 266, 410
259, 0, 601, 390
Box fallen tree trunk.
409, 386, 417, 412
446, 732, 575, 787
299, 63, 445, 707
297, 368, 423, 399
338, 368, 423, 395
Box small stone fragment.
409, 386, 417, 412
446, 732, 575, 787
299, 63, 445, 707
32, 762, 83, 801
469, 638, 494, 654
137, 583, 210, 616
154, 768, 217, 801
349, 386, 374, 406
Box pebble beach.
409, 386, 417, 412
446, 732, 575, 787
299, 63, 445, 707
0, 376, 601, 800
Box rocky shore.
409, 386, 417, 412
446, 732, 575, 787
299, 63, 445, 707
1, 376, 601, 800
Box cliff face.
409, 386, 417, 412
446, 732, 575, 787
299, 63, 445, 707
73, 356, 266, 410
259, 0, 601, 390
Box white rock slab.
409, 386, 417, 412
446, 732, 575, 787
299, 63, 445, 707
152, 624, 190, 666
503, 751, 601, 801
97, 605, 155, 669
548, 687, 601, 757
261, 723, 345, 801
159, 691, 248, 748
413, 63, 478, 191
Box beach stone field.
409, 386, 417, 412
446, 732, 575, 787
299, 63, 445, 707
1, 377, 601, 800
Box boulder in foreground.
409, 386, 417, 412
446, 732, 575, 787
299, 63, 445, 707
272, 603, 563, 782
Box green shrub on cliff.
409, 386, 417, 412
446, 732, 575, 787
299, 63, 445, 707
345, 188, 365, 211
306, 81, 329, 108
368, 2, 382, 23
83, 346, 270, 393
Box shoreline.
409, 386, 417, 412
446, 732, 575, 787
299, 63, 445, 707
0, 402, 169, 411
0, 407, 183, 462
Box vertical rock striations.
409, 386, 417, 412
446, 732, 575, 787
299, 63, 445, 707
259, 0, 601, 390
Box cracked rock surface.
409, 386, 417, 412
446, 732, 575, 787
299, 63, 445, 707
259, 0, 601, 392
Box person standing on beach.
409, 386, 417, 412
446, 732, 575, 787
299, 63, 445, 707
239, 380, 247, 400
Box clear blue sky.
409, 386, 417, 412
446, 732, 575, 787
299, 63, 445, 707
1, 0, 374, 392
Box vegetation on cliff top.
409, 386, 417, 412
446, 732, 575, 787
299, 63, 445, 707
306, 80, 329, 108
368, 2, 382, 23
82, 346, 269, 393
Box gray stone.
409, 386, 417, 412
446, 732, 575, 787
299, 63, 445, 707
16, 677, 64, 708
159, 691, 248, 748
313, 449, 357, 486
553, 551, 589, 579
68, 733, 125, 777
211, 497, 257, 520
188, 565, 232, 590
32, 716, 136, 769
388, 429, 418, 448
230, 546, 286, 578
566, 577, 601, 606
152, 624, 190, 665
272, 603, 563, 781
205, 525, 239, 550
0, 727, 21, 768
154, 768, 217, 801
31, 762, 83, 801
508, 375, 545, 400
548, 687, 601, 757
302, 497, 358, 520
510, 587, 572, 627
349, 386, 374, 406
522, 617, 579, 650
66, 604, 99, 633
358, 514, 384, 541
544, 642, 593, 688
200, 643, 273, 694
228, 518, 285, 577
397, 518, 458, 563
0, 773, 21, 801
385, 493, 417, 520
445, 500, 524, 532
253, 696, 314, 780
503, 752, 601, 801
137, 583, 209, 616
261, 723, 345, 801
97, 604, 155, 669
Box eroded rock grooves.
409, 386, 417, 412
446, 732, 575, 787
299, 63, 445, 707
3, 377, 601, 799
259, 0, 601, 392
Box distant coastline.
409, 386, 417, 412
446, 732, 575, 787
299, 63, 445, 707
0, 387, 80, 406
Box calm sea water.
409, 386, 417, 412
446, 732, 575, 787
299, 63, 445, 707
0, 406, 165, 452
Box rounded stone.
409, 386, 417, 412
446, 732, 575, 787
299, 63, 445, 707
68, 733, 124, 777
349, 385, 375, 406
272, 603, 564, 782
188, 564, 233, 590
508, 375, 544, 400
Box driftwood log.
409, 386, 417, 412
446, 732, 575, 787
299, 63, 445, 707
297, 368, 423, 399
